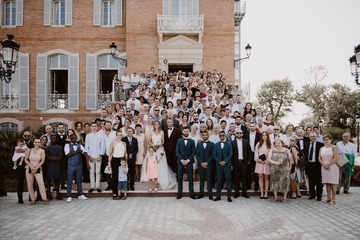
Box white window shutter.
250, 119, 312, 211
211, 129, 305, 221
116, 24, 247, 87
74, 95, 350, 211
86, 53, 97, 110
114, 0, 122, 26
0, 1, 2, 26
36, 54, 48, 110
93, 0, 101, 26
16, 0, 24, 26
117, 53, 126, 79
65, 0, 72, 26
18, 54, 29, 110
68, 54, 79, 110
44, 0, 51, 26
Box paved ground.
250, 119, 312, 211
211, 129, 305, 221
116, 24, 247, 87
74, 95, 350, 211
1, 188, 360, 240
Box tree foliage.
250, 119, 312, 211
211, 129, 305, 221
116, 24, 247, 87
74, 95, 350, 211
256, 78, 294, 122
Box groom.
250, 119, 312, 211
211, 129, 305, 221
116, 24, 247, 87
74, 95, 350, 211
164, 118, 182, 174
175, 127, 196, 200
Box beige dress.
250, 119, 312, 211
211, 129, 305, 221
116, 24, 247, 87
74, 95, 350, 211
26, 148, 47, 201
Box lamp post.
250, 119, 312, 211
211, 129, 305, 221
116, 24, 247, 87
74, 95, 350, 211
109, 42, 127, 67
356, 115, 360, 153
234, 44, 252, 67
349, 44, 360, 85
0, 34, 20, 84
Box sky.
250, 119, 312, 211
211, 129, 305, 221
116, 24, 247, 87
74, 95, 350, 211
240, 0, 360, 125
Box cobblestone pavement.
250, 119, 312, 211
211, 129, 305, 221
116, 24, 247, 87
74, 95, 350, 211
1, 188, 360, 240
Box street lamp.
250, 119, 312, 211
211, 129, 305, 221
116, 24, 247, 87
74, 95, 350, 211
234, 44, 252, 67
356, 115, 360, 153
349, 44, 360, 85
0, 34, 20, 84
109, 42, 127, 67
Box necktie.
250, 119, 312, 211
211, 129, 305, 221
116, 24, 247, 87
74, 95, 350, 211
129, 138, 132, 145
309, 143, 314, 161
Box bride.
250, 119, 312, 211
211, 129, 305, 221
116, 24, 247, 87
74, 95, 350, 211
141, 121, 177, 190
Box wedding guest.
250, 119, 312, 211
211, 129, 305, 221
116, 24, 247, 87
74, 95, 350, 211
118, 159, 129, 200
46, 134, 63, 200
145, 146, 159, 193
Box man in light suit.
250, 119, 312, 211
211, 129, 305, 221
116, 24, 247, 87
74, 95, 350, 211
304, 132, 324, 201
231, 128, 252, 198
213, 131, 233, 202
122, 128, 138, 191
175, 127, 196, 200
196, 130, 215, 200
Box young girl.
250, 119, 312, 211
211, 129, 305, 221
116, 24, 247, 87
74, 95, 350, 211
145, 146, 159, 193
12, 139, 27, 170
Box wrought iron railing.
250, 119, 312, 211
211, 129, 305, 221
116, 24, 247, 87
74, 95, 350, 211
0, 94, 18, 109
49, 94, 68, 109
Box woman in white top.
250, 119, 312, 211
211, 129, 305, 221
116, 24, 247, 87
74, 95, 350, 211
108, 131, 127, 200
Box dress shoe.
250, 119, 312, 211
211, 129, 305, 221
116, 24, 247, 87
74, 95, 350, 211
336, 190, 340, 194
344, 190, 349, 194
197, 195, 204, 199
88, 188, 94, 193
209, 196, 213, 200
316, 197, 322, 201
308, 196, 315, 200
97, 189, 102, 193
233, 193, 240, 198
56, 196, 63, 200
176, 194, 182, 199
18, 199, 24, 204
242, 193, 249, 198
227, 197, 232, 202
130, 187, 135, 191
213, 197, 221, 201
105, 186, 112, 191
190, 195, 196, 199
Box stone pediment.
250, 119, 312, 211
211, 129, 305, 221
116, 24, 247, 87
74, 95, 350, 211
158, 35, 204, 49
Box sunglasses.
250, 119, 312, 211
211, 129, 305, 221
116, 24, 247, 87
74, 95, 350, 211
24, 135, 30, 137
236, 132, 243, 134
154, 110, 160, 111
274, 129, 280, 130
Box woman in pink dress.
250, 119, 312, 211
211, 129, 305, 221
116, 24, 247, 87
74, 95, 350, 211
319, 134, 339, 204
24, 139, 49, 205
146, 146, 159, 192
254, 131, 272, 199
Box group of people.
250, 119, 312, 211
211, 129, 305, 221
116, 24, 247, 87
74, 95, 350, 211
11, 68, 357, 204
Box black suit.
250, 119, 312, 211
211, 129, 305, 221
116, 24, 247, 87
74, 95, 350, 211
163, 127, 182, 173
231, 138, 252, 195
244, 131, 261, 189
56, 133, 67, 185
160, 118, 180, 131
304, 141, 324, 199
121, 136, 138, 189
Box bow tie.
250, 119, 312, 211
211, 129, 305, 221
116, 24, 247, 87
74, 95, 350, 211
203, 141, 208, 143
184, 139, 188, 141
168, 128, 173, 130
193, 122, 199, 124
231, 134, 235, 135
72, 143, 77, 146
237, 102, 241, 104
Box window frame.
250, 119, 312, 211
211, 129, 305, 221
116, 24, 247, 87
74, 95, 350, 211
4, 0, 16, 26
53, 0, 65, 26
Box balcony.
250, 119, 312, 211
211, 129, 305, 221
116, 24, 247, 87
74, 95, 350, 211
157, 14, 204, 42
234, 1, 246, 26
49, 94, 68, 109
0, 94, 19, 109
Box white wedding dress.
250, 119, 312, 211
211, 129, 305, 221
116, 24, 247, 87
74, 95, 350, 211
140, 132, 177, 190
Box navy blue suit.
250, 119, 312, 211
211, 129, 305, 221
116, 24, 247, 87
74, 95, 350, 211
175, 138, 196, 196
213, 141, 233, 198
196, 140, 215, 197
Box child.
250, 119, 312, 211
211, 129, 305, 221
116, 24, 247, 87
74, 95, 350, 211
12, 139, 27, 170
145, 146, 159, 193
118, 159, 129, 200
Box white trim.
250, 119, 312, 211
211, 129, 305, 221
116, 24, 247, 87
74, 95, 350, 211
0, 117, 24, 131
42, 117, 73, 128
42, 49, 75, 56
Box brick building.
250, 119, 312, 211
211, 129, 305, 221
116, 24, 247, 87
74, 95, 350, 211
0, 0, 242, 132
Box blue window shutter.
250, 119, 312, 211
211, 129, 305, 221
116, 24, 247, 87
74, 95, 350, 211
16, 0, 24, 26
86, 53, 97, 110
65, 0, 72, 26
114, 0, 122, 26
36, 54, 48, 110
44, 0, 51, 26
18, 54, 29, 110
93, 0, 101, 26
68, 54, 79, 110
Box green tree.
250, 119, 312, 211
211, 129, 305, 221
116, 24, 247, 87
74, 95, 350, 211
256, 78, 294, 122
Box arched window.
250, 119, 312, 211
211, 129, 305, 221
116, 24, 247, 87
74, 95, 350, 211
0, 122, 18, 133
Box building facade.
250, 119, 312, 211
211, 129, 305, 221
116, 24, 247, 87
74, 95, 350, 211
0, 0, 238, 132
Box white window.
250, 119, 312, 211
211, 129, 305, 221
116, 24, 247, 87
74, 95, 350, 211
162, 0, 198, 16
93, 0, 122, 26
44, 0, 72, 26
53, 0, 65, 26
0, 0, 23, 26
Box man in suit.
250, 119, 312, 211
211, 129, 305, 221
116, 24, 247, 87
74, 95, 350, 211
304, 132, 324, 201
55, 123, 67, 189
163, 118, 182, 174
226, 123, 237, 142
175, 127, 196, 199
244, 122, 261, 191
231, 128, 252, 198
160, 109, 180, 130
213, 131, 233, 202
196, 130, 215, 199
122, 127, 138, 191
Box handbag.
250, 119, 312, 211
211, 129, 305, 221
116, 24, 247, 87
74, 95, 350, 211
298, 152, 307, 167
336, 153, 349, 167
259, 154, 267, 161
104, 165, 112, 174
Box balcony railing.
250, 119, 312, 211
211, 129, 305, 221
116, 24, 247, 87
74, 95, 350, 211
49, 94, 68, 109
234, 1, 246, 26
158, 14, 204, 42
0, 94, 19, 109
